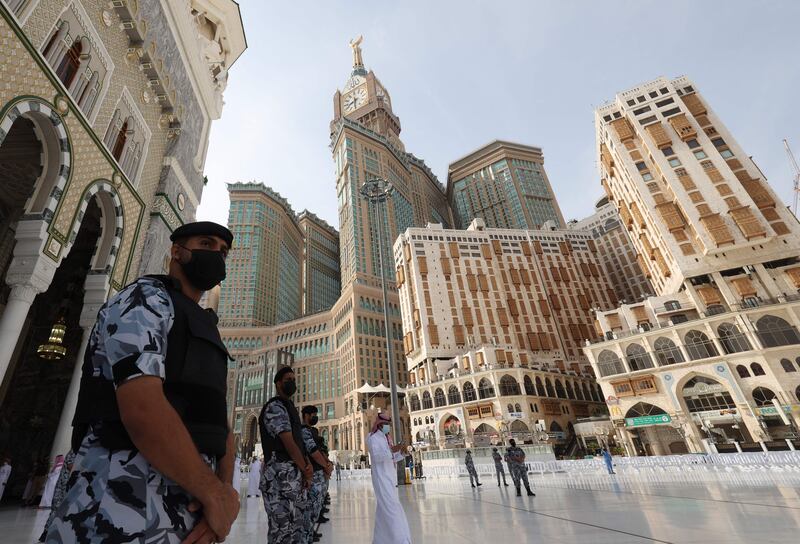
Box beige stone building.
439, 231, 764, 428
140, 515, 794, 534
447, 140, 565, 230
584, 76, 800, 456
570, 196, 654, 304
0, 0, 244, 496
394, 220, 613, 453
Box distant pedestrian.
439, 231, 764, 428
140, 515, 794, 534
464, 450, 481, 488
39, 451, 76, 541
0, 456, 11, 502
602, 448, 616, 475
232, 454, 243, 494
247, 456, 262, 497
491, 447, 509, 487
335, 462, 342, 481
506, 439, 535, 497
38, 455, 65, 509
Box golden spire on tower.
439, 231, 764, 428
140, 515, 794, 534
349, 35, 365, 74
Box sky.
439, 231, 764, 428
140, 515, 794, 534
197, 0, 800, 228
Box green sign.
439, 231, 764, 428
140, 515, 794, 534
625, 414, 672, 427
758, 405, 790, 416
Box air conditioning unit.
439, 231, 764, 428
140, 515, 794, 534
119, 20, 135, 30
109, 1, 126, 8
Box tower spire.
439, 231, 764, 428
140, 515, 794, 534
349, 35, 367, 76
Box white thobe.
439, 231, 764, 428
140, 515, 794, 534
368, 432, 412, 544
38, 465, 63, 508
0, 464, 10, 502
232, 456, 242, 495
246, 459, 262, 497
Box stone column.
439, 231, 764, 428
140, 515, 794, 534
0, 284, 39, 382
49, 274, 109, 461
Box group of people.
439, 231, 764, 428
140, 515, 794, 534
464, 439, 536, 497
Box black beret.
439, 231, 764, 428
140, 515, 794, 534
170, 221, 233, 247
274, 366, 294, 384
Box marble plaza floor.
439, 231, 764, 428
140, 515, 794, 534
2, 470, 800, 543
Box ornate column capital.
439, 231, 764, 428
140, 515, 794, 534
7, 283, 40, 304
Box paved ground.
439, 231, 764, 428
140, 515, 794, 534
2, 470, 800, 543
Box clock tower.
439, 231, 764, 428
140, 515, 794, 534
331, 36, 403, 150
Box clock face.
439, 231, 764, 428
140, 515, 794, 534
343, 87, 368, 113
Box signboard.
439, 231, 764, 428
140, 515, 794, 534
549, 431, 566, 440
624, 414, 672, 427
508, 411, 524, 419
758, 405, 790, 416
606, 395, 620, 406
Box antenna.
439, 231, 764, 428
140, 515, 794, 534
784, 139, 800, 216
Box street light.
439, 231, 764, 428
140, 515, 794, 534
360, 177, 406, 485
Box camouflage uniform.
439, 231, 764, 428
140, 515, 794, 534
464, 452, 480, 486
505, 445, 533, 495
491, 450, 508, 486
260, 401, 307, 544
301, 426, 326, 543
44, 278, 212, 543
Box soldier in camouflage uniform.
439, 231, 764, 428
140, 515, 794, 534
300, 406, 333, 543
464, 450, 481, 488
491, 447, 509, 487
506, 439, 535, 497
44, 222, 240, 544
259, 367, 313, 543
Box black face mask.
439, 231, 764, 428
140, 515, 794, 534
309, 415, 319, 426
178, 246, 226, 291
282, 379, 297, 397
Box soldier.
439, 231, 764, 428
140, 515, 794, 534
491, 447, 509, 487
301, 406, 333, 543
464, 449, 482, 488
45, 221, 240, 543
259, 367, 313, 543
506, 439, 535, 497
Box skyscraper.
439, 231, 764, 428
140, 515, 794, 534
584, 76, 800, 456
447, 141, 565, 230
299, 210, 341, 314
219, 182, 303, 327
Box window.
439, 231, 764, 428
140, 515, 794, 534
627, 99, 636, 106
636, 161, 647, 171
499, 375, 521, 396
660, 87, 669, 95
781, 358, 796, 373
463, 382, 477, 402
752, 387, 776, 407
626, 343, 654, 371
750, 362, 766, 376
661, 107, 681, 117
422, 391, 433, 409
684, 330, 718, 360
654, 337, 685, 365
662, 146, 675, 157
686, 138, 700, 149
711, 137, 726, 148
736, 364, 751, 378
634, 106, 652, 115
410, 394, 420, 411
664, 300, 681, 311
668, 158, 682, 167
637, 96, 646, 103
656, 97, 675, 107
478, 378, 495, 399
717, 323, 752, 354
649, 91, 658, 98
597, 350, 625, 376
693, 150, 708, 159
434, 388, 446, 407
755, 315, 800, 347
642, 173, 654, 181
720, 149, 734, 159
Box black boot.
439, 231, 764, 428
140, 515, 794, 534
516, 488, 521, 497
526, 489, 535, 497
318, 515, 330, 523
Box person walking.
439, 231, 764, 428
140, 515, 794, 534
367, 412, 412, 544
301, 406, 333, 543
232, 454, 243, 495
0, 456, 11, 502
491, 447, 509, 487
259, 366, 313, 543
602, 448, 616, 474
45, 222, 240, 543
335, 462, 342, 482
464, 450, 481, 488
247, 456, 262, 497
39, 451, 76, 541
506, 439, 535, 497
38, 455, 65, 509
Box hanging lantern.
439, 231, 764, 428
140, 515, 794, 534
37, 318, 67, 360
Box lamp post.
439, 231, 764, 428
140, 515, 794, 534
360, 177, 406, 485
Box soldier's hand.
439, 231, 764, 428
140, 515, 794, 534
200, 482, 240, 541
180, 514, 220, 544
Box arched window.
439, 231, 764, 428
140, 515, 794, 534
750, 362, 766, 376
664, 300, 681, 311
514, 403, 522, 412
434, 388, 446, 407
717, 323, 752, 354
752, 387, 776, 407
478, 378, 495, 399
625, 402, 668, 419
535, 376, 545, 396
565, 382, 576, 399
555, 379, 567, 399
755, 315, 800, 347
574, 382, 584, 400
597, 350, 625, 376
653, 337, 685, 366
682, 376, 735, 412
422, 391, 433, 409
55, 38, 82, 87
463, 382, 477, 402
736, 364, 751, 378
507, 403, 514, 412
499, 375, 521, 396
582, 383, 593, 402
684, 330, 718, 360
625, 343, 654, 370
447, 385, 461, 404
545, 378, 556, 398
781, 358, 797, 373
523, 375, 535, 395
550, 421, 563, 433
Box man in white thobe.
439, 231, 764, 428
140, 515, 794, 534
0, 457, 11, 502
367, 413, 412, 544
232, 455, 243, 495
246, 456, 262, 498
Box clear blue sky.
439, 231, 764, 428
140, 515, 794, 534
198, 0, 800, 228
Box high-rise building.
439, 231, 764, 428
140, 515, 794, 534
570, 197, 654, 304
299, 211, 341, 314
584, 76, 800, 456
394, 219, 614, 452
219, 183, 304, 327
447, 141, 565, 230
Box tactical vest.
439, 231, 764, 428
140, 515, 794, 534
259, 397, 306, 464
304, 425, 324, 472
71, 275, 230, 458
